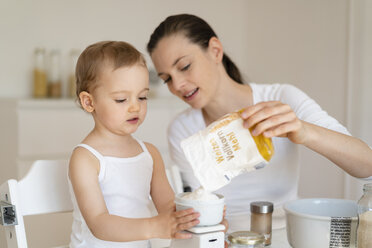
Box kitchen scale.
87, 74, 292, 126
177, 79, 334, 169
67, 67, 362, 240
170, 224, 225, 248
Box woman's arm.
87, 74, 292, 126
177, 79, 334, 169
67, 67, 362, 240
300, 121, 372, 178
69, 147, 198, 242
240, 101, 372, 178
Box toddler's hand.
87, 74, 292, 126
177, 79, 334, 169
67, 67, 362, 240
154, 206, 200, 239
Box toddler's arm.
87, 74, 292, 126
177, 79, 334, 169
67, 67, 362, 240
146, 142, 200, 239
69, 147, 199, 242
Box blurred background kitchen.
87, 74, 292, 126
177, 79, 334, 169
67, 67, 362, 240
0, 0, 371, 247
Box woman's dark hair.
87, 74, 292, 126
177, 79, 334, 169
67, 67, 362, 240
147, 14, 243, 84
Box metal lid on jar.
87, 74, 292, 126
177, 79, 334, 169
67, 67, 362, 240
228, 231, 265, 245
250, 201, 274, 214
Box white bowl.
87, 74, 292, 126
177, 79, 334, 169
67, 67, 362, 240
284, 198, 358, 248
175, 192, 225, 226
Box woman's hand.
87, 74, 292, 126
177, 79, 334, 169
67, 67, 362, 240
240, 101, 307, 144
240, 101, 372, 177
152, 206, 200, 239
220, 205, 228, 232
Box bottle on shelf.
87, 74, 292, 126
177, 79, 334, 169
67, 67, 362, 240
357, 183, 372, 248
33, 48, 48, 98
48, 49, 62, 98
68, 49, 80, 98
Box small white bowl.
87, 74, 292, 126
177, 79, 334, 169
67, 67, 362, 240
175, 192, 225, 226
284, 198, 358, 248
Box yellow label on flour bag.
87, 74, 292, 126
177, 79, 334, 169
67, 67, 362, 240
181, 112, 274, 191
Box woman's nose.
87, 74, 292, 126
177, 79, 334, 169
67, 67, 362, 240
171, 74, 186, 91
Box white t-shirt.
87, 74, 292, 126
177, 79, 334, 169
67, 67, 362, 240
167, 83, 350, 231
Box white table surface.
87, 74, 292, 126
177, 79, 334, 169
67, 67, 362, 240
150, 227, 291, 248
271, 227, 291, 248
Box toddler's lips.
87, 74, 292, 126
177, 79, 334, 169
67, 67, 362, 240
127, 117, 139, 124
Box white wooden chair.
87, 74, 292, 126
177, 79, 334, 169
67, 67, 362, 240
0, 161, 184, 248
0, 160, 72, 248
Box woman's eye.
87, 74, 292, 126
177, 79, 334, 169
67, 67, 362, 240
115, 99, 127, 103
181, 64, 190, 71
163, 77, 171, 84
139, 97, 148, 101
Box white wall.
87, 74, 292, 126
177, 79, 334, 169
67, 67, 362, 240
1, 0, 371, 246
344, 0, 372, 201
0, 0, 254, 98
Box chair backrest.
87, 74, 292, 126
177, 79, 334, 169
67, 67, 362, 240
0, 160, 72, 248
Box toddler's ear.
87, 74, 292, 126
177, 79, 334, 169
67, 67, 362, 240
79, 91, 94, 113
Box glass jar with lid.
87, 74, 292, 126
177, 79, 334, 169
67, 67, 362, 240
250, 201, 273, 246
228, 231, 265, 248
357, 183, 372, 248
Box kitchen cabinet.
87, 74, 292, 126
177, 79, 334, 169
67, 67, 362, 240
0, 97, 187, 184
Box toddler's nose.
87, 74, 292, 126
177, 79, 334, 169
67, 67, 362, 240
128, 99, 140, 112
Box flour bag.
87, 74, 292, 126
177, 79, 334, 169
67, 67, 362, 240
181, 111, 274, 191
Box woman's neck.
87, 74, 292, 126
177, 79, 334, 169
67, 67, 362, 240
202, 77, 253, 126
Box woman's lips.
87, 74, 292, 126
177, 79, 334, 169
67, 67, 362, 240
183, 88, 199, 101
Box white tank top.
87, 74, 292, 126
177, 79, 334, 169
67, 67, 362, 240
69, 139, 153, 248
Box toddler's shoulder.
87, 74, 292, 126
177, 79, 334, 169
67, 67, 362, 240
69, 146, 100, 175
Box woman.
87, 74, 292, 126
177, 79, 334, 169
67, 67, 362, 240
147, 14, 372, 231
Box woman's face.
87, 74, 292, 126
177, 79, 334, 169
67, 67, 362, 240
150, 34, 220, 109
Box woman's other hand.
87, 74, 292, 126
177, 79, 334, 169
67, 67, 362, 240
220, 205, 229, 248
220, 205, 228, 232
240, 101, 307, 144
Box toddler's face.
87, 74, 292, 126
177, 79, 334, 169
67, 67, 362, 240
91, 64, 149, 136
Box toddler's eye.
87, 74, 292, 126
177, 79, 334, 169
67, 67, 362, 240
115, 99, 126, 103
139, 97, 148, 101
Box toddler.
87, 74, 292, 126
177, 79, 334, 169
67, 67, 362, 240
68, 41, 200, 247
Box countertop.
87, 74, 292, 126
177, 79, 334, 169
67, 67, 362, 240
150, 227, 291, 248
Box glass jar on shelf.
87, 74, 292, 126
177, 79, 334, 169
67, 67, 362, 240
33, 48, 48, 98
357, 183, 372, 248
68, 49, 80, 98
48, 49, 62, 98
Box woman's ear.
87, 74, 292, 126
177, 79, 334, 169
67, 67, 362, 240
79, 91, 94, 113
208, 37, 224, 63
